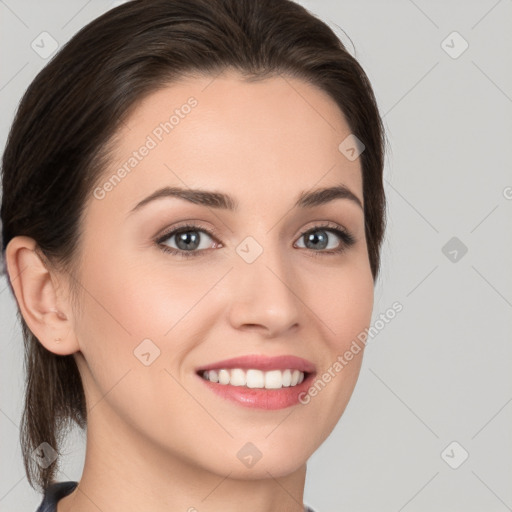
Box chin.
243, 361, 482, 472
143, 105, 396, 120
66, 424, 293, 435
202, 431, 319, 480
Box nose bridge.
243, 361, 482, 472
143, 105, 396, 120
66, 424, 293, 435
229, 228, 302, 333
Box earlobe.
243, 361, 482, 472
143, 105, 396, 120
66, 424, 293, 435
4, 236, 80, 356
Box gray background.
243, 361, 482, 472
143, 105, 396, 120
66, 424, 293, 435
1, 1, 511, 511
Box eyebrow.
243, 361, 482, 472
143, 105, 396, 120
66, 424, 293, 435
128, 184, 363, 215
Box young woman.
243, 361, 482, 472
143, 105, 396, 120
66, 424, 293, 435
1, 0, 386, 510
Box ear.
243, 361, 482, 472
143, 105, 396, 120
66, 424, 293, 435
5, 236, 80, 356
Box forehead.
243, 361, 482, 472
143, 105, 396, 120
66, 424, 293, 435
90, 70, 363, 218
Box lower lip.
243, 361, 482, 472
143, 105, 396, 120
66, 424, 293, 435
197, 373, 314, 410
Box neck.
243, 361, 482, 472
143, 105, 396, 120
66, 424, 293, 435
58, 402, 307, 512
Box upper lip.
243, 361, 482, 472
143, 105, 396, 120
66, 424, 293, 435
196, 354, 316, 373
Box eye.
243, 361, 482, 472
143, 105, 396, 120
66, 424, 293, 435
155, 221, 356, 259
295, 222, 356, 256
156, 223, 219, 259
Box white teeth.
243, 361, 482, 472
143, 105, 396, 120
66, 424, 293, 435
218, 369, 230, 385
201, 368, 306, 389
265, 370, 283, 389
230, 368, 246, 386
246, 369, 264, 388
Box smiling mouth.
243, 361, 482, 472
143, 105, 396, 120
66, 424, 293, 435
197, 368, 309, 389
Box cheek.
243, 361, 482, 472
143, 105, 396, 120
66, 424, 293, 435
71, 258, 208, 446
311, 259, 374, 348
74, 254, 220, 382
297, 262, 374, 422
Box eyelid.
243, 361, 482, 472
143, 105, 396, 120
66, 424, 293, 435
155, 220, 221, 244
156, 220, 351, 241
298, 220, 349, 237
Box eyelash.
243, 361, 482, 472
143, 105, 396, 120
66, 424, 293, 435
155, 222, 356, 259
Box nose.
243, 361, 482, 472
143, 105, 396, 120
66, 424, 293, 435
226, 240, 303, 338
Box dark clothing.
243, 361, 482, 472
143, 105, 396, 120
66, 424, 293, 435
36, 481, 317, 511
36, 481, 78, 512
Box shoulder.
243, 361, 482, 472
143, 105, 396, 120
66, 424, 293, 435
35, 481, 78, 512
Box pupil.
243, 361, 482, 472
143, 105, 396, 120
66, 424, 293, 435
307, 230, 327, 250
177, 231, 199, 250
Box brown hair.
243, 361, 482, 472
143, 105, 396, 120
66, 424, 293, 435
0, 0, 387, 493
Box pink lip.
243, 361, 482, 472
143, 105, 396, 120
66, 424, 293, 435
195, 354, 316, 410
196, 354, 316, 373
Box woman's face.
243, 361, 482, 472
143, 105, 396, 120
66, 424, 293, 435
70, 69, 374, 479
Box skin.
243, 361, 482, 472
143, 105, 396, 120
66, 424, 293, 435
6, 69, 374, 512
